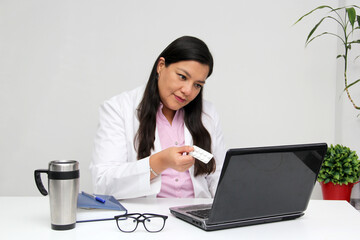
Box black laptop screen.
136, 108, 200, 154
208, 143, 326, 224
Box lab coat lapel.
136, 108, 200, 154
185, 126, 195, 176
184, 125, 193, 147
153, 127, 162, 154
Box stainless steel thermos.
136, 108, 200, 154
34, 160, 79, 230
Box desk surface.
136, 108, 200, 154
1, 197, 360, 240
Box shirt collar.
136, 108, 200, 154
157, 103, 184, 126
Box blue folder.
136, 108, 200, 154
77, 193, 127, 222
77, 193, 126, 211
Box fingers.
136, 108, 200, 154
174, 156, 194, 172
170, 146, 195, 172
178, 154, 195, 164
177, 145, 194, 154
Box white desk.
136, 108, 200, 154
1, 197, 360, 240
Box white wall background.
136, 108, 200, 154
1, 0, 355, 198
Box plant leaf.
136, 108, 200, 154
293, 5, 334, 25
344, 79, 360, 90
357, 15, 360, 27
306, 32, 344, 46
349, 40, 360, 44
305, 17, 327, 44
347, 8, 356, 29
347, 5, 360, 10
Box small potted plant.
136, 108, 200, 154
294, 5, 360, 110
317, 144, 360, 202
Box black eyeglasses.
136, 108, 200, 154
114, 213, 168, 233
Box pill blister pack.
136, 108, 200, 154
189, 145, 213, 164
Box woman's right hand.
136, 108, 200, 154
149, 146, 195, 178
162, 146, 195, 172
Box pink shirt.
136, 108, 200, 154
156, 104, 195, 198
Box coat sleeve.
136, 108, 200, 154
90, 94, 161, 199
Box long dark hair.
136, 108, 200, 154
134, 36, 215, 176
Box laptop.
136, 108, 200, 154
170, 143, 327, 231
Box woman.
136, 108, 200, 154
90, 36, 226, 199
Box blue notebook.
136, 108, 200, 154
77, 193, 127, 222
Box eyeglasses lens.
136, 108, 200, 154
143, 216, 165, 232
117, 216, 138, 232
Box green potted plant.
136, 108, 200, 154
294, 5, 360, 110
317, 144, 360, 201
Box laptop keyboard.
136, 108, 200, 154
187, 208, 211, 219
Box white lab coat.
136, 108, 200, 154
90, 85, 226, 199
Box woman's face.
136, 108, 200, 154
156, 57, 210, 121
